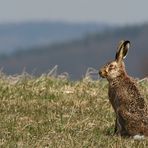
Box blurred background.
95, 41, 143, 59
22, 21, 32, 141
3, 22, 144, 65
0, 0, 147, 79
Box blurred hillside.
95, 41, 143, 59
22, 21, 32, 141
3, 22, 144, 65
0, 23, 148, 79
0, 21, 108, 54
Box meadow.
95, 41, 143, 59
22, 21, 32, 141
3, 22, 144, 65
0, 71, 148, 148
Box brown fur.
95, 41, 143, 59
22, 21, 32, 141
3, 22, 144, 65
99, 40, 148, 137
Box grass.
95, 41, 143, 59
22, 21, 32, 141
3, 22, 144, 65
0, 72, 148, 148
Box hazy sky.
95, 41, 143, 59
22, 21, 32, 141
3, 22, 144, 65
0, 0, 148, 25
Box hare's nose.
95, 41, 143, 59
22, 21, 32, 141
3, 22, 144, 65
99, 70, 102, 76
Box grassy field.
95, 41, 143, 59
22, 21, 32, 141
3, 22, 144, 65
0, 72, 148, 148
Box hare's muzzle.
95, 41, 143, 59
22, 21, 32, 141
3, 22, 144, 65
99, 70, 105, 78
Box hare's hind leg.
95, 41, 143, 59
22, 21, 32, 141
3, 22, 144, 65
133, 135, 145, 140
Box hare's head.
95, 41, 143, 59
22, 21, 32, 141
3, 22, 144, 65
99, 40, 130, 80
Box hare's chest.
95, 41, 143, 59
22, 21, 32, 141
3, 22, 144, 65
108, 87, 120, 111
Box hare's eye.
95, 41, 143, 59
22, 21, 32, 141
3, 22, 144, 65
109, 64, 115, 70
109, 64, 114, 68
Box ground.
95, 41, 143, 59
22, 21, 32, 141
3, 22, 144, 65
0, 73, 148, 147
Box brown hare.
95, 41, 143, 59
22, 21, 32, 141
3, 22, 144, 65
99, 40, 148, 139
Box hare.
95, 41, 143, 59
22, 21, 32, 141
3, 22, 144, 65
99, 40, 148, 138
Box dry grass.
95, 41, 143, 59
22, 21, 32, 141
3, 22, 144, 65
0, 72, 148, 148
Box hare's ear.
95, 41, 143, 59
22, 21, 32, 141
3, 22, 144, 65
115, 40, 130, 62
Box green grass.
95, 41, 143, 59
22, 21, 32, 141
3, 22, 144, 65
0, 73, 148, 148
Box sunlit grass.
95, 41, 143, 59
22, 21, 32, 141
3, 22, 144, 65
0, 72, 148, 147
